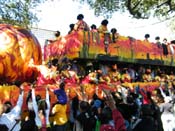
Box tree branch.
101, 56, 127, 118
132, 0, 143, 11
157, 0, 172, 9
127, 0, 143, 18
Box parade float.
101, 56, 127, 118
43, 30, 175, 99
0, 24, 43, 104
0, 24, 174, 105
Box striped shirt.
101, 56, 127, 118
0, 91, 24, 131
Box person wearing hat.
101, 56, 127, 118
110, 28, 119, 43
155, 36, 163, 60
98, 19, 109, 38
90, 24, 99, 43
51, 82, 68, 131
74, 14, 90, 31
144, 34, 150, 42
98, 19, 109, 33
68, 23, 75, 34
55, 31, 61, 40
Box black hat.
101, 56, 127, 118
91, 24, 97, 29
145, 34, 150, 39
69, 24, 75, 29
101, 19, 108, 26
111, 28, 117, 33
77, 14, 84, 20
155, 36, 160, 40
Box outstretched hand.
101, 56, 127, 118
30, 83, 35, 90
103, 89, 116, 110
19, 82, 27, 94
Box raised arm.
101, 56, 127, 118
103, 90, 126, 131
159, 84, 166, 98
31, 85, 42, 128
45, 87, 50, 110
8, 84, 24, 119
45, 87, 51, 127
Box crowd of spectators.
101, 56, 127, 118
0, 57, 175, 131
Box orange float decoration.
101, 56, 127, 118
0, 24, 42, 84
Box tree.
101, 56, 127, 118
76, 0, 175, 19
0, 0, 45, 28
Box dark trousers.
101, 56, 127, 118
52, 123, 67, 131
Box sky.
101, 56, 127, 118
35, 0, 174, 42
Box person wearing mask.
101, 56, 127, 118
155, 36, 163, 60
0, 83, 24, 131
68, 24, 75, 34
144, 34, 150, 43
98, 19, 109, 38
110, 28, 119, 43
74, 14, 90, 31
54, 31, 61, 41
162, 38, 169, 57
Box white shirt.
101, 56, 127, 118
32, 89, 50, 128
0, 92, 24, 131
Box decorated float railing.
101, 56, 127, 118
0, 81, 161, 107
44, 31, 175, 66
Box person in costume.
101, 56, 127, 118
110, 28, 119, 43
68, 24, 75, 34
98, 19, 109, 38
155, 36, 163, 60
55, 31, 61, 40
90, 24, 99, 43
121, 68, 131, 83
109, 64, 121, 82
144, 34, 150, 43
74, 14, 90, 31
28, 59, 57, 86
90, 24, 97, 32
60, 64, 80, 86
162, 38, 169, 57
98, 19, 109, 34
142, 69, 152, 82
